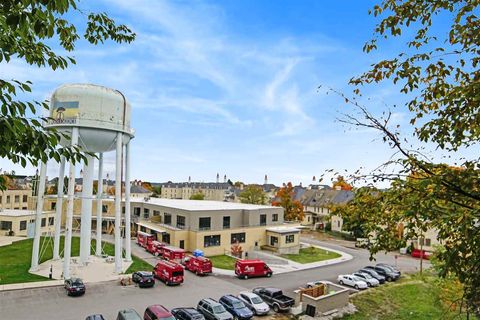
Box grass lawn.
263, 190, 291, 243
208, 255, 237, 270
281, 246, 341, 264
0, 236, 151, 285
343, 275, 467, 320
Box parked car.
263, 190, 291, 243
219, 295, 254, 320
305, 280, 327, 288
153, 260, 184, 285
376, 263, 401, 275
184, 255, 212, 276
64, 278, 86, 296
172, 308, 205, 320
144, 305, 176, 320
364, 265, 399, 282
252, 287, 295, 312
197, 298, 233, 320
337, 275, 368, 290
132, 271, 155, 288
411, 249, 431, 260
352, 272, 380, 287
235, 260, 272, 279
117, 309, 142, 320
238, 291, 270, 316
358, 268, 386, 284
85, 315, 105, 320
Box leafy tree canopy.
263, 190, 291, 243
239, 185, 267, 205
272, 182, 304, 221
0, 0, 135, 190
190, 192, 205, 200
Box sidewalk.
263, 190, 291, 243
212, 243, 352, 276
0, 280, 64, 292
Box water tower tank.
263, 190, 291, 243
45, 84, 134, 152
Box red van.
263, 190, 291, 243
162, 246, 185, 263
146, 241, 165, 256
235, 259, 272, 279
144, 305, 174, 320
184, 255, 212, 276
137, 231, 154, 249
153, 260, 184, 285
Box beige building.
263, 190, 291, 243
0, 209, 56, 237
0, 189, 33, 210
160, 182, 233, 201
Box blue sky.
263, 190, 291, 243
1, 0, 469, 186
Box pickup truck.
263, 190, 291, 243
252, 287, 295, 312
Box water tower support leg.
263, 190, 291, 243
53, 156, 66, 260
80, 154, 95, 265
95, 153, 104, 256
124, 141, 131, 262
114, 132, 123, 273
63, 127, 79, 279
30, 161, 47, 271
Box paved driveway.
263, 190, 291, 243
0, 237, 427, 320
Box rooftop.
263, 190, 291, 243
266, 226, 300, 234
128, 197, 278, 211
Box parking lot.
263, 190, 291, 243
0, 238, 427, 319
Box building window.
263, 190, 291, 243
231, 232, 246, 244
122, 206, 126, 214
164, 214, 172, 225
22, 207, 27, 210
425, 238, 431, 246
204, 235, 220, 247
41, 218, 46, 227
199, 217, 211, 230
6, 196, 10, 203
223, 216, 230, 229
51, 202, 56, 210
134, 207, 141, 216
14, 195, 19, 203
162, 233, 170, 244
23, 195, 28, 202
272, 214, 278, 222
153, 210, 160, 216
337, 220, 340, 228
286, 234, 295, 244
177, 215, 186, 229
260, 214, 267, 226
48, 217, 54, 226
102, 205, 108, 213
1, 221, 12, 230
20, 220, 27, 230
144, 208, 150, 214
140, 226, 146, 232
270, 236, 278, 246
0, 196, 2, 203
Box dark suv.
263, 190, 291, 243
172, 308, 205, 320
65, 278, 86, 296
358, 268, 386, 284
364, 265, 399, 281
219, 295, 254, 320
132, 271, 155, 288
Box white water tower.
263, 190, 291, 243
30, 84, 135, 278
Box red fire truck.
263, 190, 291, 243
162, 246, 185, 263
137, 231, 155, 249
235, 259, 272, 279
146, 241, 166, 256
153, 260, 184, 285
184, 255, 212, 276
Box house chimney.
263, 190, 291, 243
335, 185, 342, 191
299, 182, 303, 187
264, 174, 268, 185
188, 176, 191, 183
224, 174, 227, 183
312, 176, 316, 182
216, 173, 219, 183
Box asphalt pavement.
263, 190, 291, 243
0, 237, 428, 320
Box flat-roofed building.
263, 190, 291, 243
0, 189, 33, 210
0, 209, 56, 237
